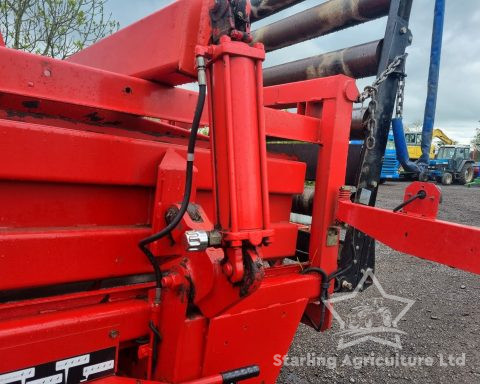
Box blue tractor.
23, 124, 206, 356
428, 145, 475, 185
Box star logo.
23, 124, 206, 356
324, 269, 415, 350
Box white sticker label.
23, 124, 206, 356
55, 354, 90, 382
1, 347, 115, 384
0, 368, 35, 384
81, 360, 114, 382
28, 373, 63, 384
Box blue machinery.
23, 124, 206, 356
387, 0, 445, 176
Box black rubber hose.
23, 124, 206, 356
393, 189, 426, 212
139, 82, 207, 289
328, 263, 353, 281
149, 320, 161, 374
300, 264, 354, 331
301, 267, 329, 331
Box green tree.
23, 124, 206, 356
472, 126, 480, 161
0, 0, 119, 59
472, 127, 480, 150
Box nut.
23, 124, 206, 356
109, 329, 120, 339
341, 280, 353, 291
208, 230, 222, 246
183, 230, 209, 251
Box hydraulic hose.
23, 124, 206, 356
300, 263, 353, 331
139, 56, 207, 292
393, 189, 426, 212
391, 117, 420, 173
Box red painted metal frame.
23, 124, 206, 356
0, 120, 305, 290
0, 25, 338, 382
1, 299, 150, 371
337, 199, 480, 275
68, 0, 212, 85
0, 46, 320, 143
1, 1, 479, 383
401, 182, 441, 218
0, 45, 208, 125
265, 75, 359, 330
0, 65, 345, 384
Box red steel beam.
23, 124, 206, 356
0, 300, 150, 371
67, 0, 210, 85
265, 109, 320, 143
0, 181, 151, 228
0, 46, 208, 125
0, 283, 154, 320
0, 119, 306, 191
337, 200, 480, 275
264, 75, 359, 107
0, 46, 321, 144
0, 227, 152, 290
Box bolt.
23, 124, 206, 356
399, 27, 407, 35
137, 345, 150, 360
344, 80, 359, 102
223, 262, 233, 277
342, 280, 353, 291
161, 273, 183, 289
161, 276, 172, 288
109, 329, 120, 339
208, 230, 222, 246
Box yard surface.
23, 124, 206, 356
278, 182, 480, 384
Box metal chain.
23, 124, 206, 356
357, 54, 407, 103
356, 54, 407, 149
395, 74, 406, 118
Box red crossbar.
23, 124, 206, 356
337, 200, 480, 275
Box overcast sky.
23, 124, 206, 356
104, 0, 480, 144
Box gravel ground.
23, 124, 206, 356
278, 182, 480, 384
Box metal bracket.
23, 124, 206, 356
326, 226, 340, 247
209, 0, 252, 44
400, 182, 441, 218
